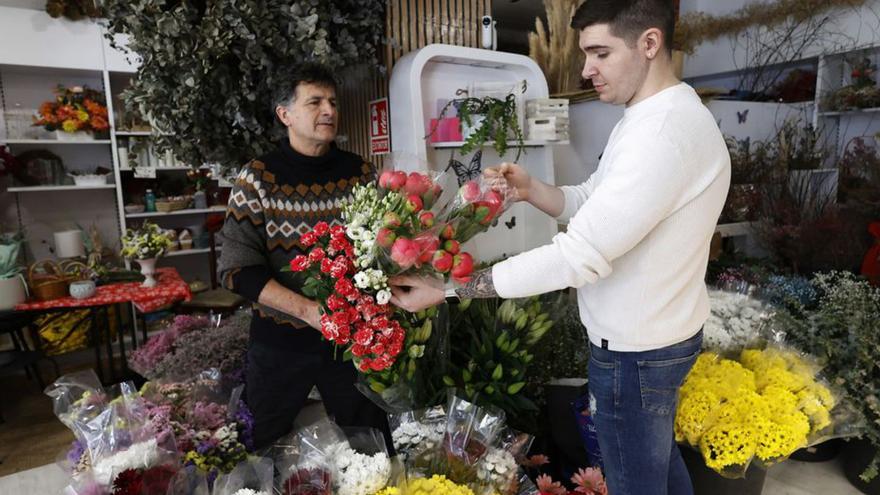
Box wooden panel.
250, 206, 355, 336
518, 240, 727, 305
338, 0, 491, 168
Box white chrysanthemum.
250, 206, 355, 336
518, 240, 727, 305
376, 289, 392, 305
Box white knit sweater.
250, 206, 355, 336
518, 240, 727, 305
493, 83, 730, 351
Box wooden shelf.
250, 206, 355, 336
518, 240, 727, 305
431, 140, 569, 149
125, 207, 226, 218
7, 184, 116, 192
2, 139, 112, 145
114, 131, 154, 136
164, 246, 221, 257
120, 166, 192, 172
818, 107, 880, 117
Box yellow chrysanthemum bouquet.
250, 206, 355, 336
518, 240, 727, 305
675, 347, 839, 477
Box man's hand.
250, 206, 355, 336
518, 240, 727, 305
484, 162, 532, 202
302, 300, 323, 331
388, 275, 445, 312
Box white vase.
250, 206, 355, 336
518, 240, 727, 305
0, 275, 27, 310
137, 258, 158, 288
54, 130, 94, 141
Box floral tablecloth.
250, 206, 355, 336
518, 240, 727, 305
15, 267, 192, 313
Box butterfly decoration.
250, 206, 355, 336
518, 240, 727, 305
504, 216, 516, 229
445, 149, 483, 186
736, 109, 749, 124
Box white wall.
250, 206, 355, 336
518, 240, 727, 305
681, 0, 880, 79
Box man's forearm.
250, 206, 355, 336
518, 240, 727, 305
257, 278, 319, 324
527, 179, 565, 218
454, 269, 498, 299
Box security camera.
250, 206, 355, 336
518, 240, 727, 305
481, 15, 494, 50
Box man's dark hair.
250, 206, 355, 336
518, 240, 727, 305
570, 0, 675, 54
272, 62, 338, 110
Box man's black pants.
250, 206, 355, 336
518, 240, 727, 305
245, 340, 391, 450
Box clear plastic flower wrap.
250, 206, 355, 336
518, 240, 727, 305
46, 371, 178, 487
440, 391, 507, 486
437, 173, 518, 246
356, 304, 450, 414
388, 405, 447, 463
274, 420, 345, 495
166, 465, 210, 495
213, 456, 274, 495
331, 427, 392, 495
703, 281, 775, 352
675, 342, 866, 478
45, 369, 108, 446
475, 428, 534, 495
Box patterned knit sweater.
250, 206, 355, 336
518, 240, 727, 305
218, 140, 373, 351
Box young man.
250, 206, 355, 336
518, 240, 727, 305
390, 1, 730, 493
218, 63, 387, 450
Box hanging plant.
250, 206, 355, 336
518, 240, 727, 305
102, 0, 386, 168
431, 81, 527, 161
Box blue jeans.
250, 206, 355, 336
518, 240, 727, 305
588, 330, 702, 495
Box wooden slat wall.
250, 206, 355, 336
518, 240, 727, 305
338, 0, 491, 167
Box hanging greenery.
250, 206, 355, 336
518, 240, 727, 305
102, 0, 386, 168
674, 0, 869, 53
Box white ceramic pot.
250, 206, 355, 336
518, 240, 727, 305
137, 258, 158, 288
69, 280, 96, 299
0, 275, 27, 310
54, 130, 94, 141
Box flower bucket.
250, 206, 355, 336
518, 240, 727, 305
790, 438, 844, 462
680, 443, 767, 495
842, 439, 880, 495
0, 275, 27, 310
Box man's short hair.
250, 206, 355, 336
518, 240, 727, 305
272, 62, 338, 110
570, 0, 675, 54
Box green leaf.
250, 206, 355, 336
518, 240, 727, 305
507, 382, 526, 394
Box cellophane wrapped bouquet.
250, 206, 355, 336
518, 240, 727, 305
675, 345, 858, 477
283, 154, 516, 383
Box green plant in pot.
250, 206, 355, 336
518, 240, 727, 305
433, 81, 527, 161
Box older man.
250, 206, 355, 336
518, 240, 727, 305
219, 63, 386, 449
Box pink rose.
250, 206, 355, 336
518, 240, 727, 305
406, 194, 424, 213
419, 211, 435, 228
404, 172, 432, 196
432, 250, 453, 273
388, 171, 407, 191
459, 180, 481, 203
377, 228, 396, 248
451, 252, 474, 283
390, 237, 420, 269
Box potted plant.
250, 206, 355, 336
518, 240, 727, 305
0, 231, 27, 310
33, 85, 109, 141
432, 81, 527, 161
120, 221, 172, 288
721, 136, 774, 223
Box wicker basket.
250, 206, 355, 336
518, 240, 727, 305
28, 260, 69, 301
155, 197, 190, 213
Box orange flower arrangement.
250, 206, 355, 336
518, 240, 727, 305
34, 85, 109, 134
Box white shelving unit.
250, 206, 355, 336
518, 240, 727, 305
8, 184, 117, 192
0, 6, 224, 284
389, 44, 559, 261
125, 207, 226, 219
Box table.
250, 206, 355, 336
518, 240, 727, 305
14, 268, 191, 383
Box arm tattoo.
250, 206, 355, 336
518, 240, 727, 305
455, 269, 498, 299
